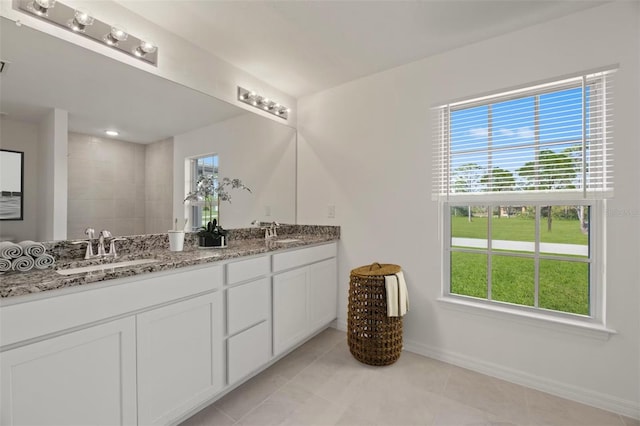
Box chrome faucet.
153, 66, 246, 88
72, 228, 125, 259
264, 221, 280, 239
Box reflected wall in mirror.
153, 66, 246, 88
0, 150, 24, 221
0, 17, 297, 242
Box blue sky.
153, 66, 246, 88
449, 86, 588, 178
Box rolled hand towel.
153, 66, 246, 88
0, 241, 23, 259
0, 257, 11, 273
12, 256, 35, 272
18, 240, 46, 257
34, 253, 55, 269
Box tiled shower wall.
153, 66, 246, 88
67, 133, 173, 239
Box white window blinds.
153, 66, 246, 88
432, 69, 615, 202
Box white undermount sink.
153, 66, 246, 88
274, 238, 301, 243
56, 259, 159, 276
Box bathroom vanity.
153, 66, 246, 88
0, 228, 339, 425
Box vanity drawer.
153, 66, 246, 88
272, 243, 337, 272
227, 277, 270, 336
227, 321, 270, 385
226, 255, 270, 285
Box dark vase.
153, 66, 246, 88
199, 234, 223, 247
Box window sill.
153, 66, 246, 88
437, 296, 617, 340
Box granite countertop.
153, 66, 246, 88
0, 226, 339, 299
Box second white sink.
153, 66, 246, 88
57, 259, 159, 276
274, 239, 301, 243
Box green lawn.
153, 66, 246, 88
450, 214, 589, 315
451, 215, 588, 245
450, 252, 589, 315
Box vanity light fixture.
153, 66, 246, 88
103, 27, 128, 46
16, 0, 158, 66
237, 87, 289, 120
27, 0, 56, 16
105, 130, 119, 137
133, 41, 157, 58
67, 10, 94, 32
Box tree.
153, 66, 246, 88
480, 167, 515, 218
517, 150, 577, 231
452, 163, 483, 222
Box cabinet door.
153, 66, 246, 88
0, 317, 137, 426
308, 258, 338, 331
273, 268, 309, 356
137, 291, 223, 425
227, 321, 270, 385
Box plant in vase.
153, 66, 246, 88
184, 176, 251, 247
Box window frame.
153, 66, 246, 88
433, 70, 615, 331
442, 199, 605, 324
189, 154, 219, 231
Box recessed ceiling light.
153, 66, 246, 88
105, 130, 119, 136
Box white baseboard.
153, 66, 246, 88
403, 338, 640, 421
335, 318, 638, 420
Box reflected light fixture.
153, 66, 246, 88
16, 0, 158, 66
238, 87, 289, 120
27, 0, 56, 16
133, 41, 157, 58
104, 27, 128, 46
68, 10, 94, 32
105, 130, 119, 137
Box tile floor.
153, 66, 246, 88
181, 328, 639, 426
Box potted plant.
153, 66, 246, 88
184, 176, 251, 247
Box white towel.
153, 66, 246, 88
0, 241, 23, 259
18, 240, 46, 257
385, 275, 399, 317
0, 257, 11, 273
34, 253, 56, 269
384, 271, 410, 317
12, 256, 34, 272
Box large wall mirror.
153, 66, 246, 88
0, 149, 24, 221
0, 17, 296, 242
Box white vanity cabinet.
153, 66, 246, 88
273, 244, 338, 356
0, 317, 137, 426
225, 257, 271, 385
137, 291, 223, 426
0, 263, 224, 426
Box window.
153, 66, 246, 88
190, 154, 219, 230
433, 69, 615, 320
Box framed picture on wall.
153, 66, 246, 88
0, 149, 24, 221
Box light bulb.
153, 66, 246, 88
133, 41, 157, 57
104, 27, 128, 46
68, 10, 94, 32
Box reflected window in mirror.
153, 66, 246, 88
0, 149, 24, 221
190, 154, 219, 230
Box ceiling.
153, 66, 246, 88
115, 0, 606, 98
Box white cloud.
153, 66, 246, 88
499, 128, 515, 137
469, 128, 488, 138
517, 127, 534, 139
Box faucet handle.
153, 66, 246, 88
100, 230, 112, 238
72, 240, 94, 260
84, 227, 95, 239
108, 238, 126, 258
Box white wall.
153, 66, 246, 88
0, 117, 39, 241
298, 2, 639, 418
145, 138, 173, 234
37, 109, 68, 241
173, 113, 296, 229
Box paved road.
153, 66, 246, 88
452, 238, 588, 256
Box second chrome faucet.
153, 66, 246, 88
72, 228, 126, 260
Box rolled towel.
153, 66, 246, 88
34, 253, 56, 270
0, 241, 23, 259
0, 257, 11, 273
18, 240, 46, 257
12, 256, 35, 272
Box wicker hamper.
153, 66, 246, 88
347, 262, 403, 366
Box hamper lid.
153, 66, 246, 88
351, 262, 401, 277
